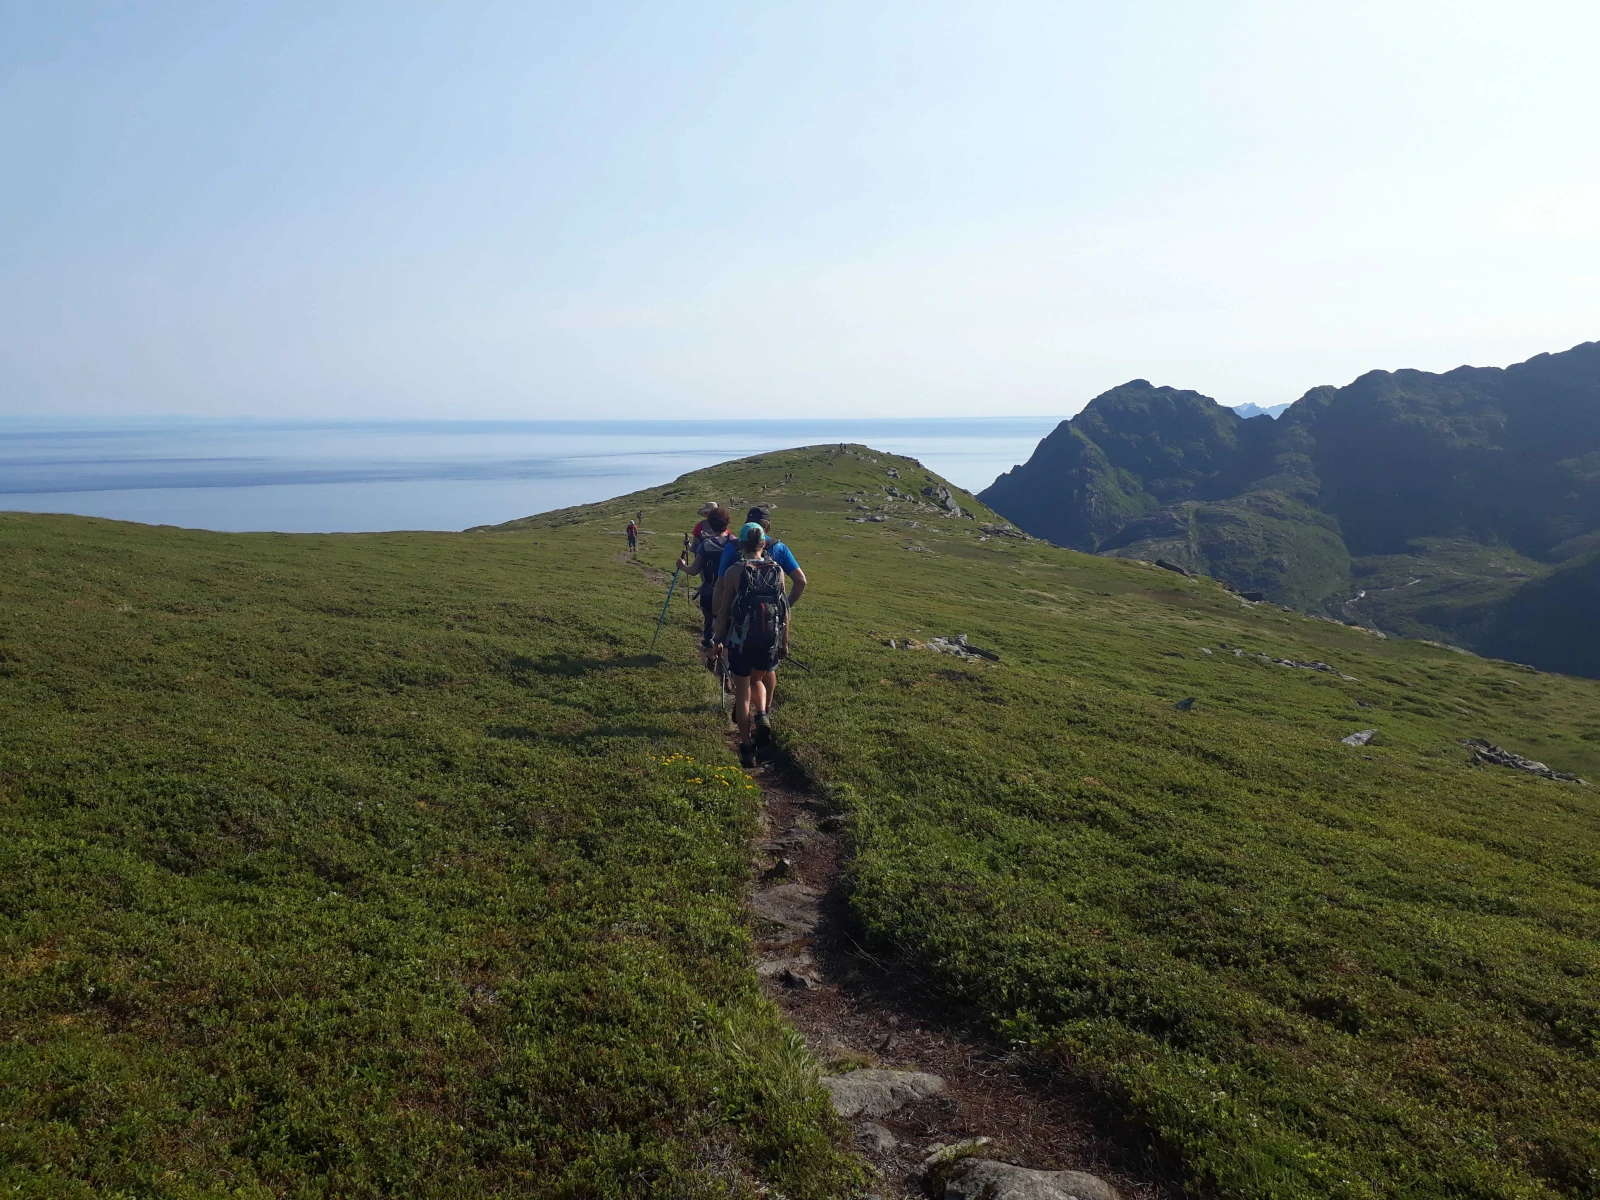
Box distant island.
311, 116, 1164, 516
980, 340, 1600, 678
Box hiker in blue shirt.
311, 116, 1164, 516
713, 508, 805, 763
713, 521, 806, 767
716, 506, 800, 581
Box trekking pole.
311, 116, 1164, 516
648, 533, 694, 654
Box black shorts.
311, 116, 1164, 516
726, 640, 780, 678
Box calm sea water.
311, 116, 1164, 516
0, 418, 1057, 533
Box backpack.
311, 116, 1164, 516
694, 531, 732, 598
728, 559, 788, 653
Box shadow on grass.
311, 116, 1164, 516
507, 652, 665, 678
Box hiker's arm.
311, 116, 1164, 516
786, 567, 806, 609
679, 551, 705, 577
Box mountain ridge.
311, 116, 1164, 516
980, 340, 1600, 675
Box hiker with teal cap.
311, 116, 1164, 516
713, 520, 806, 767
714, 505, 800, 582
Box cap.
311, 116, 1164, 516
746, 505, 771, 523
738, 521, 766, 549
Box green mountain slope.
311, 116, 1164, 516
980, 341, 1600, 675
6, 445, 1600, 1200
0, 511, 861, 1199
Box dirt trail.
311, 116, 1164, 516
736, 726, 1179, 1199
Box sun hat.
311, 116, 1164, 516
698, 502, 717, 516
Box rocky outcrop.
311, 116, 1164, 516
1463, 739, 1587, 784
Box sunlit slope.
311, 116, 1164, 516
0, 509, 861, 1199
6, 441, 1598, 1200
504, 444, 1600, 1200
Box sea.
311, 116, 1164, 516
0, 417, 1058, 534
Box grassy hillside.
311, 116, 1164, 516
0, 513, 860, 1198
513, 447, 1600, 1198
6, 444, 1600, 1199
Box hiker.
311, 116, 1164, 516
714, 507, 806, 713
689, 502, 718, 543
714, 506, 803, 589
714, 520, 805, 767
676, 506, 733, 649
625, 518, 638, 553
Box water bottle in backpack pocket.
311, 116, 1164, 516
728, 559, 788, 652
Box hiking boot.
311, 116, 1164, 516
753, 711, 773, 747
738, 743, 757, 768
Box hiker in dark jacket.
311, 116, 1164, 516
714, 505, 806, 713
713, 521, 801, 767
677, 506, 732, 649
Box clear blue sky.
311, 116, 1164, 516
3, 2, 1597, 419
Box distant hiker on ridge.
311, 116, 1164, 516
677, 506, 733, 650
713, 519, 805, 767
625, 518, 638, 553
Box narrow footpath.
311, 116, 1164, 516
737, 731, 1180, 1200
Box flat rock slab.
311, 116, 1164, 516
820, 1068, 945, 1118
748, 884, 821, 937
943, 1159, 1122, 1200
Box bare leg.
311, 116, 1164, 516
733, 675, 754, 745
750, 669, 775, 715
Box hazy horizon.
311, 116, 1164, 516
4, 3, 1598, 421
0, 415, 1056, 532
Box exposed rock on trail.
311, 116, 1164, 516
748, 882, 822, 938
821, 1069, 945, 1119
1341, 729, 1377, 746
737, 743, 1174, 1200
938, 1158, 1123, 1200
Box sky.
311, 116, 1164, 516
3, 1, 1598, 420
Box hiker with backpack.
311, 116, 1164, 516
713, 520, 806, 768
676, 505, 734, 649
713, 505, 805, 707
625, 518, 638, 553
712, 506, 801, 584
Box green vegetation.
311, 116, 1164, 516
0, 514, 861, 1198
529, 446, 1600, 1198
980, 340, 1600, 677
7, 442, 1600, 1198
